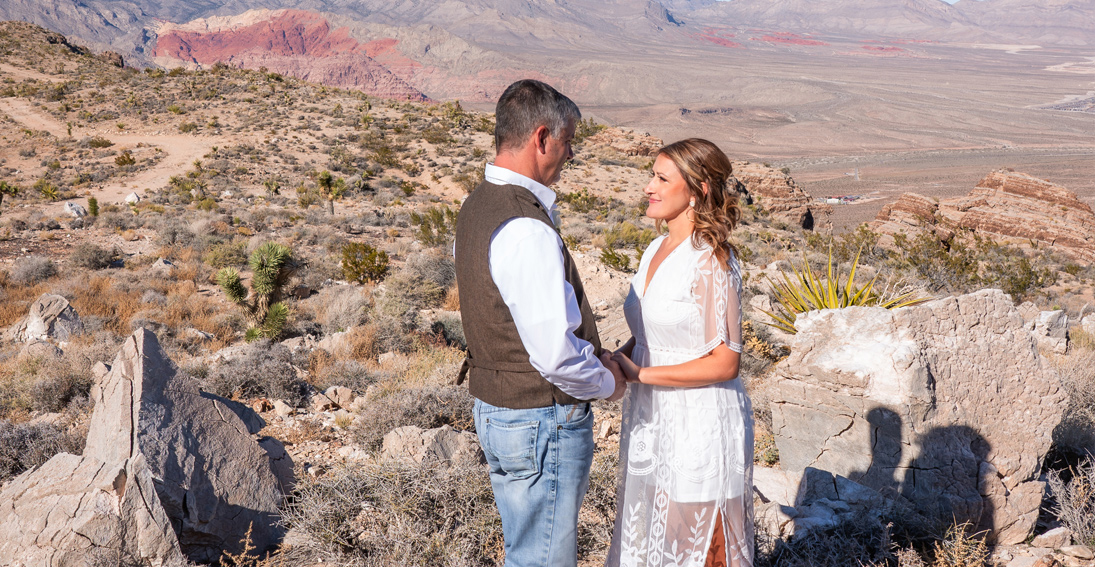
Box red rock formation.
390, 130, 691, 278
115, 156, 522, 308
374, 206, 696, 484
868, 170, 1095, 261
154, 10, 427, 101
732, 161, 831, 231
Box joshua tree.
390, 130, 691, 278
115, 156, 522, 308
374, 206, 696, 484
316, 170, 345, 214
216, 242, 297, 341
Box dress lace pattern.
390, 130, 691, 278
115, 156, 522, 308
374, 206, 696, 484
607, 235, 754, 567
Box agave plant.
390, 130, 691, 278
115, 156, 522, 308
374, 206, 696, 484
763, 246, 930, 334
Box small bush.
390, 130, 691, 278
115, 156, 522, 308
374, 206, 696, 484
114, 150, 136, 166
1047, 458, 1095, 546
602, 221, 656, 250
11, 255, 56, 284
87, 196, 99, 216
68, 243, 115, 269
930, 522, 988, 567
341, 241, 389, 283
0, 420, 85, 482
410, 206, 458, 247
201, 340, 309, 406
352, 384, 474, 451
202, 240, 247, 269
179, 122, 199, 134
318, 286, 370, 334
281, 459, 502, 566
87, 136, 113, 148
599, 247, 632, 272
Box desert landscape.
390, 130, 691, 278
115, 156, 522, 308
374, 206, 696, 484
0, 0, 1094, 566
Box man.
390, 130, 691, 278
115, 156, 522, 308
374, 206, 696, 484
455, 79, 627, 567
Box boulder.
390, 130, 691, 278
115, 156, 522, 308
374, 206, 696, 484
381, 425, 484, 466
83, 328, 294, 563
63, 202, 87, 218
125, 192, 141, 204
8, 293, 83, 343
148, 257, 174, 276
733, 161, 832, 231
324, 385, 355, 408
1028, 310, 1068, 354
770, 289, 1066, 544
0, 453, 186, 567
1031, 527, 1073, 549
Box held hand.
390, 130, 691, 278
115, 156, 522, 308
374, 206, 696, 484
610, 352, 642, 384
600, 351, 627, 402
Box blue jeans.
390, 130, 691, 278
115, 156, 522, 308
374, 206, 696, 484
474, 398, 595, 567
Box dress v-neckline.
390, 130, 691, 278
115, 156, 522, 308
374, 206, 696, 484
641, 236, 687, 298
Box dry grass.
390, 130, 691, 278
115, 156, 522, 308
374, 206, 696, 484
0, 272, 51, 327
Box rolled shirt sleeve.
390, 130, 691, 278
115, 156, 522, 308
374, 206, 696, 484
489, 217, 617, 400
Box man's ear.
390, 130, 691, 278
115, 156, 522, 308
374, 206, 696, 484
534, 125, 550, 155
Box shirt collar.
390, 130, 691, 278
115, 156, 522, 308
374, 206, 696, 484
484, 163, 557, 211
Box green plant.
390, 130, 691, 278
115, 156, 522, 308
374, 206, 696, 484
602, 221, 656, 250
0, 181, 17, 212
600, 247, 632, 272
763, 247, 930, 334
557, 188, 603, 213
573, 117, 606, 145
34, 179, 59, 201
341, 242, 390, 283
179, 122, 198, 134
87, 196, 98, 216
410, 206, 458, 247
114, 150, 135, 166
216, 242, 297, 341
892, 232, 979, 293
87, 135, 113, 148
315, 170, 345, 214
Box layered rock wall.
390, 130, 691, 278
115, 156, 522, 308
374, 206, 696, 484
733, 161, 831, 230
869, 170, 1095, 261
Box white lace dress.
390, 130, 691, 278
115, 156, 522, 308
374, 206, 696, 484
607, 235, 754, 567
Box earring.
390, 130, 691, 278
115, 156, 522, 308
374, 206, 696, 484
689, 198, 695, 208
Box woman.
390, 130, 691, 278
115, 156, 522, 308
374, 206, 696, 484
607, 139, 754, 567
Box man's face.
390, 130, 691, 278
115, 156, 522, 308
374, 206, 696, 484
543, 119, 576, 187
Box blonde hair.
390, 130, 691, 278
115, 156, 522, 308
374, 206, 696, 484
655, 138, 741, 267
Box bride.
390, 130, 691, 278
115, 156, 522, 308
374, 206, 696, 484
607, 139, 754, 567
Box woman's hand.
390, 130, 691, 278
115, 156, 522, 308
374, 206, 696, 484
611, 351, 643, 383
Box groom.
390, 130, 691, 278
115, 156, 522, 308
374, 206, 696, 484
455, 79, 627, 567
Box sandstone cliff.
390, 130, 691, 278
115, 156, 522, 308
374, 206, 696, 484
869, 170, 1095, 261
733, 161, 832, 231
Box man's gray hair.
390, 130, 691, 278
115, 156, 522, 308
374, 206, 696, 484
494, 79, 580, 152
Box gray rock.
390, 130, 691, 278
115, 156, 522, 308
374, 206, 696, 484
125, 191, 141, 204
63, 201, 87, 218
273, 399, 294, 417
311, 392, 336, 412
19, 339, 62, 359
324, 385, 355, 408
1030, 310, 1069, 354
381, 425, 484, 466
0, 453, 186, 567
148, 257, 174, 276
84, 328, 294, 563
770, 290, 1066, 544
317, 330, 349, 355
8, 293, 83, 343
1061, 546, 1094, 560
1031, 527, 1072, 549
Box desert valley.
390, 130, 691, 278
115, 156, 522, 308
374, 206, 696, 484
0, 1, 1094, 566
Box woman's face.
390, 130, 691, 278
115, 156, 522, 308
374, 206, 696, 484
644, 154, 692, 222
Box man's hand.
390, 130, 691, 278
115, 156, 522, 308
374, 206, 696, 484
611, 351, 642, 383
600, 351, 627, 402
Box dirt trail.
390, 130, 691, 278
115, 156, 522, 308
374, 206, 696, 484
0, 95, 258, 214
0, 63, 62, 83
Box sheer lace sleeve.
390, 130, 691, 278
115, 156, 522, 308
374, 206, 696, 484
692, 247, 743, 354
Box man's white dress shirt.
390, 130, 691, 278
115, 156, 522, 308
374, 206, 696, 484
483, 163, 615, 400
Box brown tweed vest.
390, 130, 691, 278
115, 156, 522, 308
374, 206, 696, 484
455, 180, 602, 409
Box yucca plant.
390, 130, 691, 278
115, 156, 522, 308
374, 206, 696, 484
763, 246, 930, 334
217, 242, 297, 342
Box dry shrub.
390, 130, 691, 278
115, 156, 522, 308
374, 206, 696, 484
579, 446, 621, 557
0, 419, 85, 482
755, 515, 898, 567
0, 274, 51, 327
69, 275, 145, 336
11, 255, 57, 284
1046, 457, 1095, 547
317, 285, 370, 334
162, 280, 238, 350
0, 343, 105, 416
442, 284, 460, 311
68, 243, 116, 269
280, 459, 502, 567
202, 340, 310, 406
930, 523, 987, 567
1048, 349, 1095, 454
351, 383, 473, 452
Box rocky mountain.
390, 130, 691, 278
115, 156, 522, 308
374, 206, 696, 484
953, 0, 1095, 46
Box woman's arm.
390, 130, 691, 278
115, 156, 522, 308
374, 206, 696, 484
611, 343, 740, 388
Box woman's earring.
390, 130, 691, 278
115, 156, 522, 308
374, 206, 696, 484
689, 198, 696, 208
